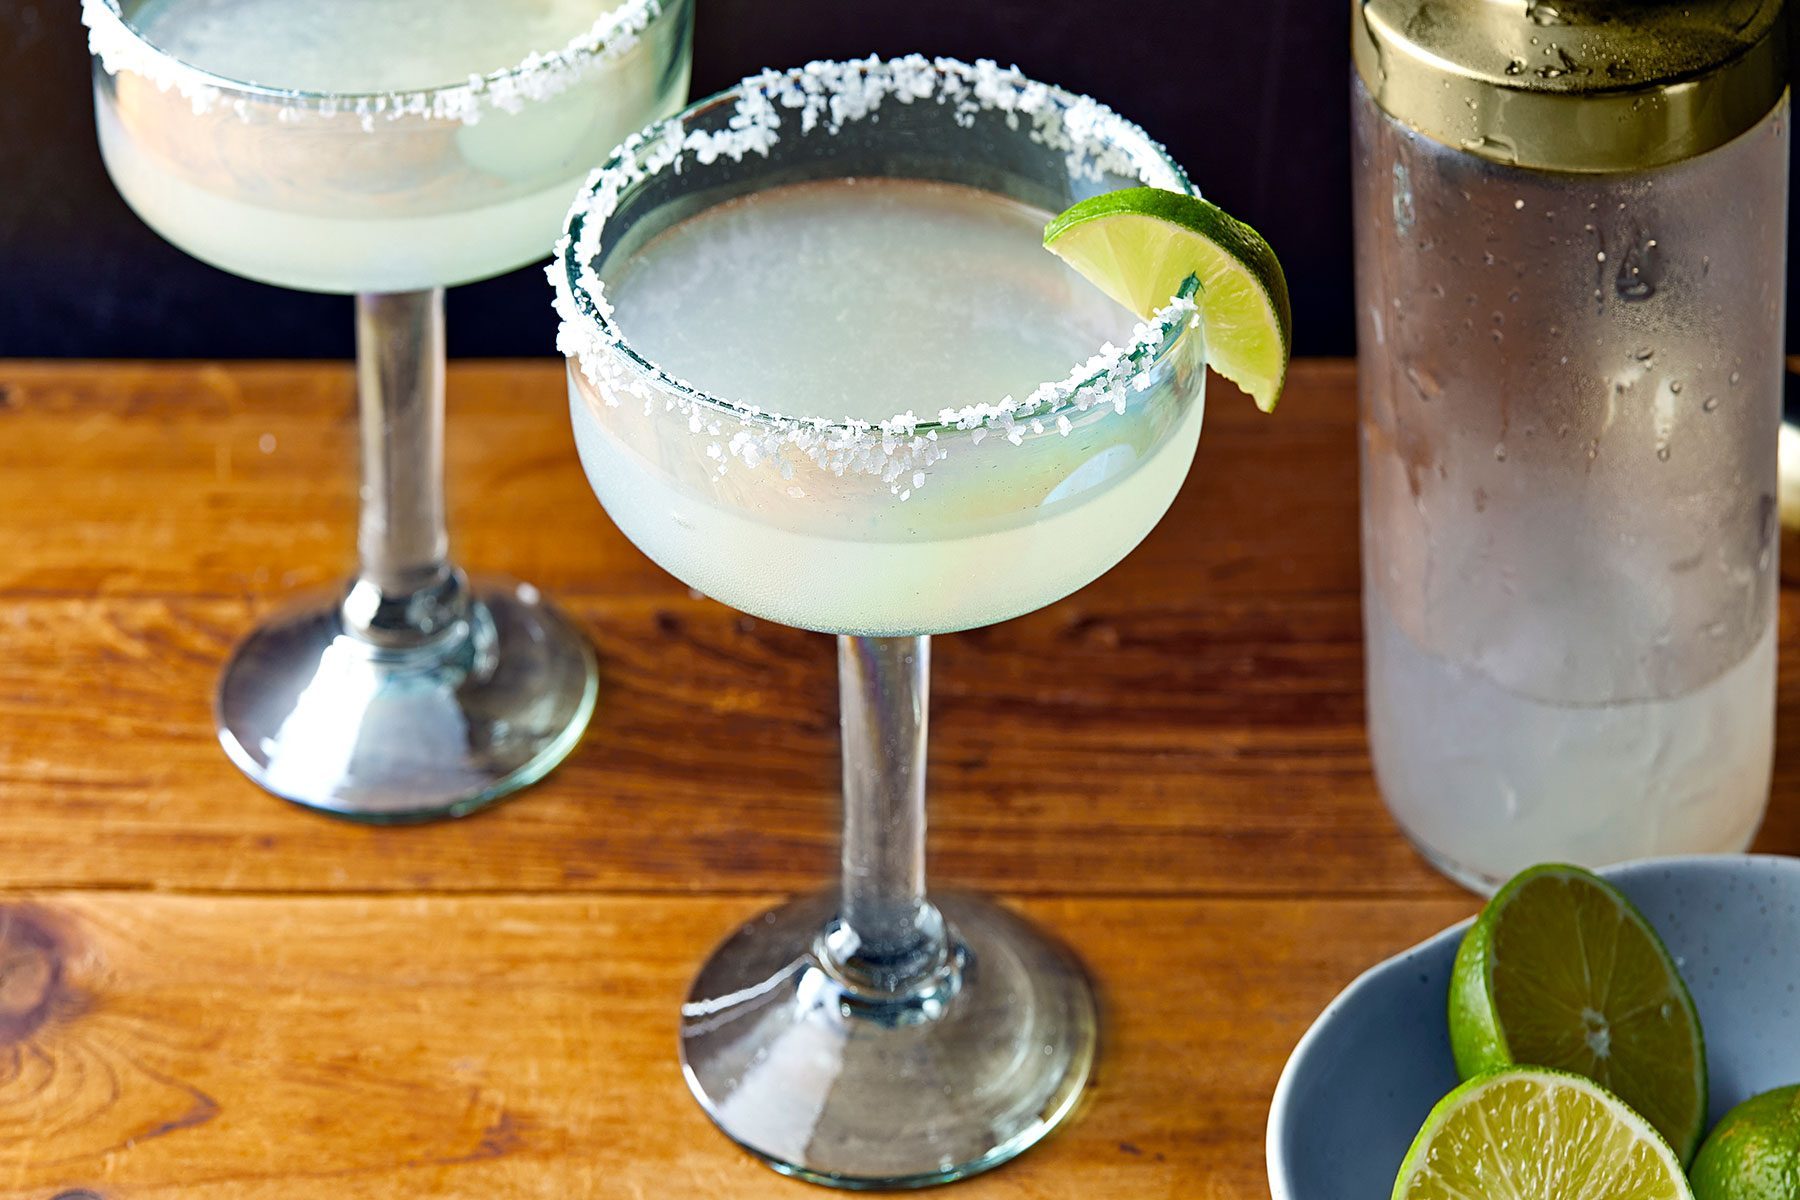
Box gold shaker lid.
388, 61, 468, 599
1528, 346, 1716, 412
1354, 0, 1789, 172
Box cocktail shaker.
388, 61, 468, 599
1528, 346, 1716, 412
1352, 0, 1789, 890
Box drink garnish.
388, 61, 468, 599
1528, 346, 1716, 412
1044, 188, 1290, 412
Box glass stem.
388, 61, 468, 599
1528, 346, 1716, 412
343, 290, 467, 649
828, 635, 950, 997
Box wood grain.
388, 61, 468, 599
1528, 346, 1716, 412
0, 359, 1794, 1197
0, 360, 1438, 899
0, 892, 1472, 1199
0, 589, 1449, 897
1, 585, 1796, 899
0, 361, 1793, 899
0, 361, 1358, 601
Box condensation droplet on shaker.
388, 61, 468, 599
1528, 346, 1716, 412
1405, 363, 1442, 401
1391, 163, 1416, 234
1462, 134, 1518, 162
1494, 443, 1508, 462
1537, 45, 1586, 79
1704, 396, 1720, 412
1614, 228, 1660, 301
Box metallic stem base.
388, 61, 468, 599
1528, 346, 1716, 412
680, 889, 1097, 1190
216, 576, 597, 823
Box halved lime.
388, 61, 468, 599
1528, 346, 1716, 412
1692, 1085, 1800, 1200
1450, 864, 1708, 1165
1393, 1068, 1693, 1200
1043, 187, 1291, 412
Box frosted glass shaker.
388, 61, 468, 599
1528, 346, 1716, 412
1352, 0, 1789, 891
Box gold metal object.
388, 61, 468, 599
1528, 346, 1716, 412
1353, 0, 1788, 171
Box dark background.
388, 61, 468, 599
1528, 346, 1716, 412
0, 1, 1788, 360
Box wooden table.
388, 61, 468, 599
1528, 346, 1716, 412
0, 360, 1792, 1198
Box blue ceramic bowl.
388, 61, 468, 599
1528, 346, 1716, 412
1267, 855, 1800, 1199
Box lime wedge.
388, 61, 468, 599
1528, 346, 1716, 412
1043, 187, 1291, 412
1692, 1085, 1800, 1200
1394, 1068, 1693, 1200
1450, 864, 1708, 1166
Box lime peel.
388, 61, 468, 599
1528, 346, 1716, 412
1692, 1085, 1800, 1200
1044, 187, 1291, 413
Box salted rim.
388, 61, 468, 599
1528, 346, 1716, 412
550, 56, 1202, 490
81, 0, 668, 122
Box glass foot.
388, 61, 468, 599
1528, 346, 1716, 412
216, 576, 597, 823
680, 890, 1098, 1189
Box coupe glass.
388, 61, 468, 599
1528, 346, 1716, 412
82, 0, 694, 820
553, 58, 1206, 1186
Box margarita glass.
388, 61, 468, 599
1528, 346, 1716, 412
83, 0, 694, 820
553, 58, 1206, 1186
